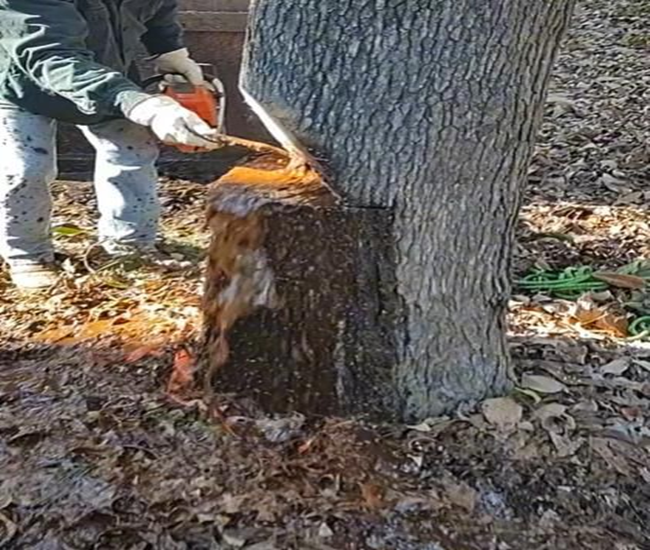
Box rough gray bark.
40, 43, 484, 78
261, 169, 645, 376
206, 0, 575, 421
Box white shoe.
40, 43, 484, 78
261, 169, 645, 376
101, 242, 192, 269
10, 262, 60, 289
100, 240, 159, 257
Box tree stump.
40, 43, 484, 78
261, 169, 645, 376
203, 153, 401, 419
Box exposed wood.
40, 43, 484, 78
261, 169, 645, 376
202, 155, 399, 417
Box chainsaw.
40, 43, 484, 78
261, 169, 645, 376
143, 63, 317, 166
143, 64, 226, 153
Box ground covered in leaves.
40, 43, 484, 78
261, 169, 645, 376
3, 1, 650, 548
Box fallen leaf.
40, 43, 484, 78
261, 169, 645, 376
533, 403, 576, 447
593, 272, 646, 290
590, 437, 632, 476
166, 348, 195, 397
220, 494, 247, 515
318, 522, 334, 538
244, 542, 280, 550
534, 403, 569, 431
255, 414, 305, 444
443, 478, 478, 513
600, 358, 630, 376
514, 387, 543, 404
359, 482, 384, 509
102, 277, 130, 290
408, 417, 456, 437
546, 93, 575, 118
52, 223, 87, 237
125, 345, 164, 363
481, 397, 523, 432
539, 509, 561, 529
520, 374, 566, 394
573, 304, 604, 325
33, 325, 75, 344
0, 512, 17, 547
572, 400, 598, 413
641, 468, 650, 484
620, 407, 642, 422
297, 436, 317, 455
519, 420, 535, 432
514, 441, 540, 461
600, 419, 650, 446
593, 314, 629, 338
549, 432, 583, 458
618, 260, 650, 279
222, 530, 247, 548
599, 173, 630, 193
464, 413, 489, 431
407, 421, 434, 433
633, 359, 650, 372
572, 303, 628, 337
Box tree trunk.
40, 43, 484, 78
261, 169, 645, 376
203, 0, 575, 421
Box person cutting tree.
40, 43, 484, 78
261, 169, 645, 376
0, 0, 225, 289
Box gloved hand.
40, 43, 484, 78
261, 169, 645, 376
126, 95, 224, 149
154, 48, 204, 86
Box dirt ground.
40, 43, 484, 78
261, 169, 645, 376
2, 1, 650, 548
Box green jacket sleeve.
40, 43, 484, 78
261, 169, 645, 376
142, 0, 184, 56
0, 0, 150, 118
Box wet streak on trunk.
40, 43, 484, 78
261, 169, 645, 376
204, 0, 575, 420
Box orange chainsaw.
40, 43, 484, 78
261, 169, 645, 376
144, 64, 296, 159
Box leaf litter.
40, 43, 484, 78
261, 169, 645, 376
2, 0, 650, 548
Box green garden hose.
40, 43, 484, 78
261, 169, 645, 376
628, 316, 650, 338
518, 266, 650, 340
516, 266, 608, 299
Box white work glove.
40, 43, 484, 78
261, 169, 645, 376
126, 95, 224, 149
154, 48, 204, 86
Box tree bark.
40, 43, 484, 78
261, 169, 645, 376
203, 0, 575, 421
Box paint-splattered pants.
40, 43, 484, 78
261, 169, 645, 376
0, 104, 160, 266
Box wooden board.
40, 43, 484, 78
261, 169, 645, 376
179, 0, 249, 32
180, 0, 249, 11
179, 11, 248, 32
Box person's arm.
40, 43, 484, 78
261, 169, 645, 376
143, 0, 205, 86
0, 0, 150, 118
141, 0, 184, 56
0, 0, 223, 149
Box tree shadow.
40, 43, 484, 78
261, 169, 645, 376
57, 146, 249, 185
1, 328, 649, 549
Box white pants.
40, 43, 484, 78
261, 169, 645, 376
0, 105, 160, 266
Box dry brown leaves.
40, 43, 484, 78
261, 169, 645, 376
0, 179, 207, 360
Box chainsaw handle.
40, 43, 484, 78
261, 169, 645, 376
142, 70, 227, 136
141, 72, 220, 91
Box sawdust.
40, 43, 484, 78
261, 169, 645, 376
201, 154, 334, 408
